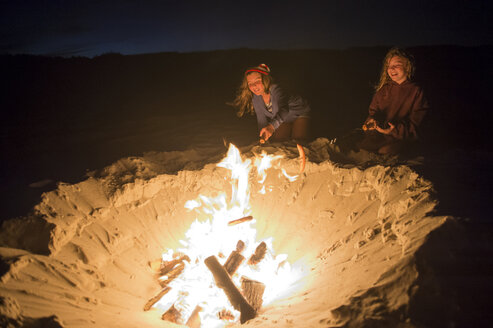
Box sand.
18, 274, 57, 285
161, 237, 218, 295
1, 47, 492, 327
0, 137, 452, 327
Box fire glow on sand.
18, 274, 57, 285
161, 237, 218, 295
0, 138, 451, 327
145, 144, 307, 326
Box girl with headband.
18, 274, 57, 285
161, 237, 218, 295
232, 64, 311, 143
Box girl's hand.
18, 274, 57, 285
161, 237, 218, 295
363, 118, 377, 131
375, 122, 395, 135
260, 124, 275, 141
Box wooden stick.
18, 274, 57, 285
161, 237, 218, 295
161, 299, 198, 325
241, 277, 266, 312
218, 309, 235, 321
204, 255, 257, 324
161, 304, 180, 322
160, 254, 190, 275
185, 305, 203, 328
143, 286, 171, 311
159, 261, 186, 288
248, 242, 267, 265
297, 143, 306, 173
228, 215, 253, 226
224, 240, 245, 275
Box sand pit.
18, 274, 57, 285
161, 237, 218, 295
0, 139, 449, 327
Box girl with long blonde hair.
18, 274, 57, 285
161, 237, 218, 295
232, 64, 311, 143
358, 47, 428, 155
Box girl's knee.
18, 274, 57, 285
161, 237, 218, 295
378, 142, 402, 155
292, 117, 310, 141
271, 122, 292, 141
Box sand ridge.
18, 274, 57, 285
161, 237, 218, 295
0, 139, 449, 327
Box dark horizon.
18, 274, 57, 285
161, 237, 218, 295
2, 43, 492, 61
1, 0, 491, 58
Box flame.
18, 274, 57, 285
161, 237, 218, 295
153, 144, 306, 326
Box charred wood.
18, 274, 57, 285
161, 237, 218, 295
143, 286, 171, 311
224, 240, 245, 275
204, 255, 256, 324
161, 298, 199, 325
160, 254, 190, 276
159, 261, 186, 288
161, 304, 180, 322
185, 305, 203, 328
228, 215, 253, 226
248, 242, 267, 265
218, 309, 235, 321
241, 277, 266, 312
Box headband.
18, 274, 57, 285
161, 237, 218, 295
245, 63, 270, 75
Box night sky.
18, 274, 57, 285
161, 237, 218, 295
1, 0, 491, 57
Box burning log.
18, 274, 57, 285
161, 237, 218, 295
161, 304, 180, 322
143, 286, 171, 311
160, 254, 190, 276
223, 240, 245, 275
161, 298, 200, 325
241, 277, 266, 312
218, 309, 235, 321
159, 261, 187, 288
185, 305, 203, 328
145, 255, 190, 311
204, 255, 256, 324
228, 215, 253, 226
248, 241, 267, 265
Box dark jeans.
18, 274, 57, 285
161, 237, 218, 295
270, 117, 311, 143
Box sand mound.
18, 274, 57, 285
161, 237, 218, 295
0, 139, 449, 327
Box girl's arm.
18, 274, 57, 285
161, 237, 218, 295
268, 85, 290, 130
363, 92, 382, 129
390, 87, 429, 140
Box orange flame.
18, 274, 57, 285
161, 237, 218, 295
153, 144, 306, 326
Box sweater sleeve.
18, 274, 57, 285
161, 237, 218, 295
390, 86, 429, 140
269, 86, 290, 129
365, 91, 382, 124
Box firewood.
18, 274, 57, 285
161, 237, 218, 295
228, 215, 253, 226
235, 240, 246, 252
143, 286, 171, 311
159, 261, 186, 288
218, 309, 235, 321
185, 305, 203, 328
204, 255, 257, 324
241, 277, 266, 312
248, 242, 267, 265
161, 304, 180, 322
160, 254, 190, 275
161, 299, 199, 325
223, 240, 245, 275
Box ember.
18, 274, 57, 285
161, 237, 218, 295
144, 144, 306, 326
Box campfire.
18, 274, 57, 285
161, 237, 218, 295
143, 144, 306, 327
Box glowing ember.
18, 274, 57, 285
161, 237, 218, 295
152, 144, 306, 327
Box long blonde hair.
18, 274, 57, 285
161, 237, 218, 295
375, 47, 415, 91
232, 70, 273, 117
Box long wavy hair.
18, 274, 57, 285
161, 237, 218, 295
375, 47, 415, 91
232, 70, 273, 117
